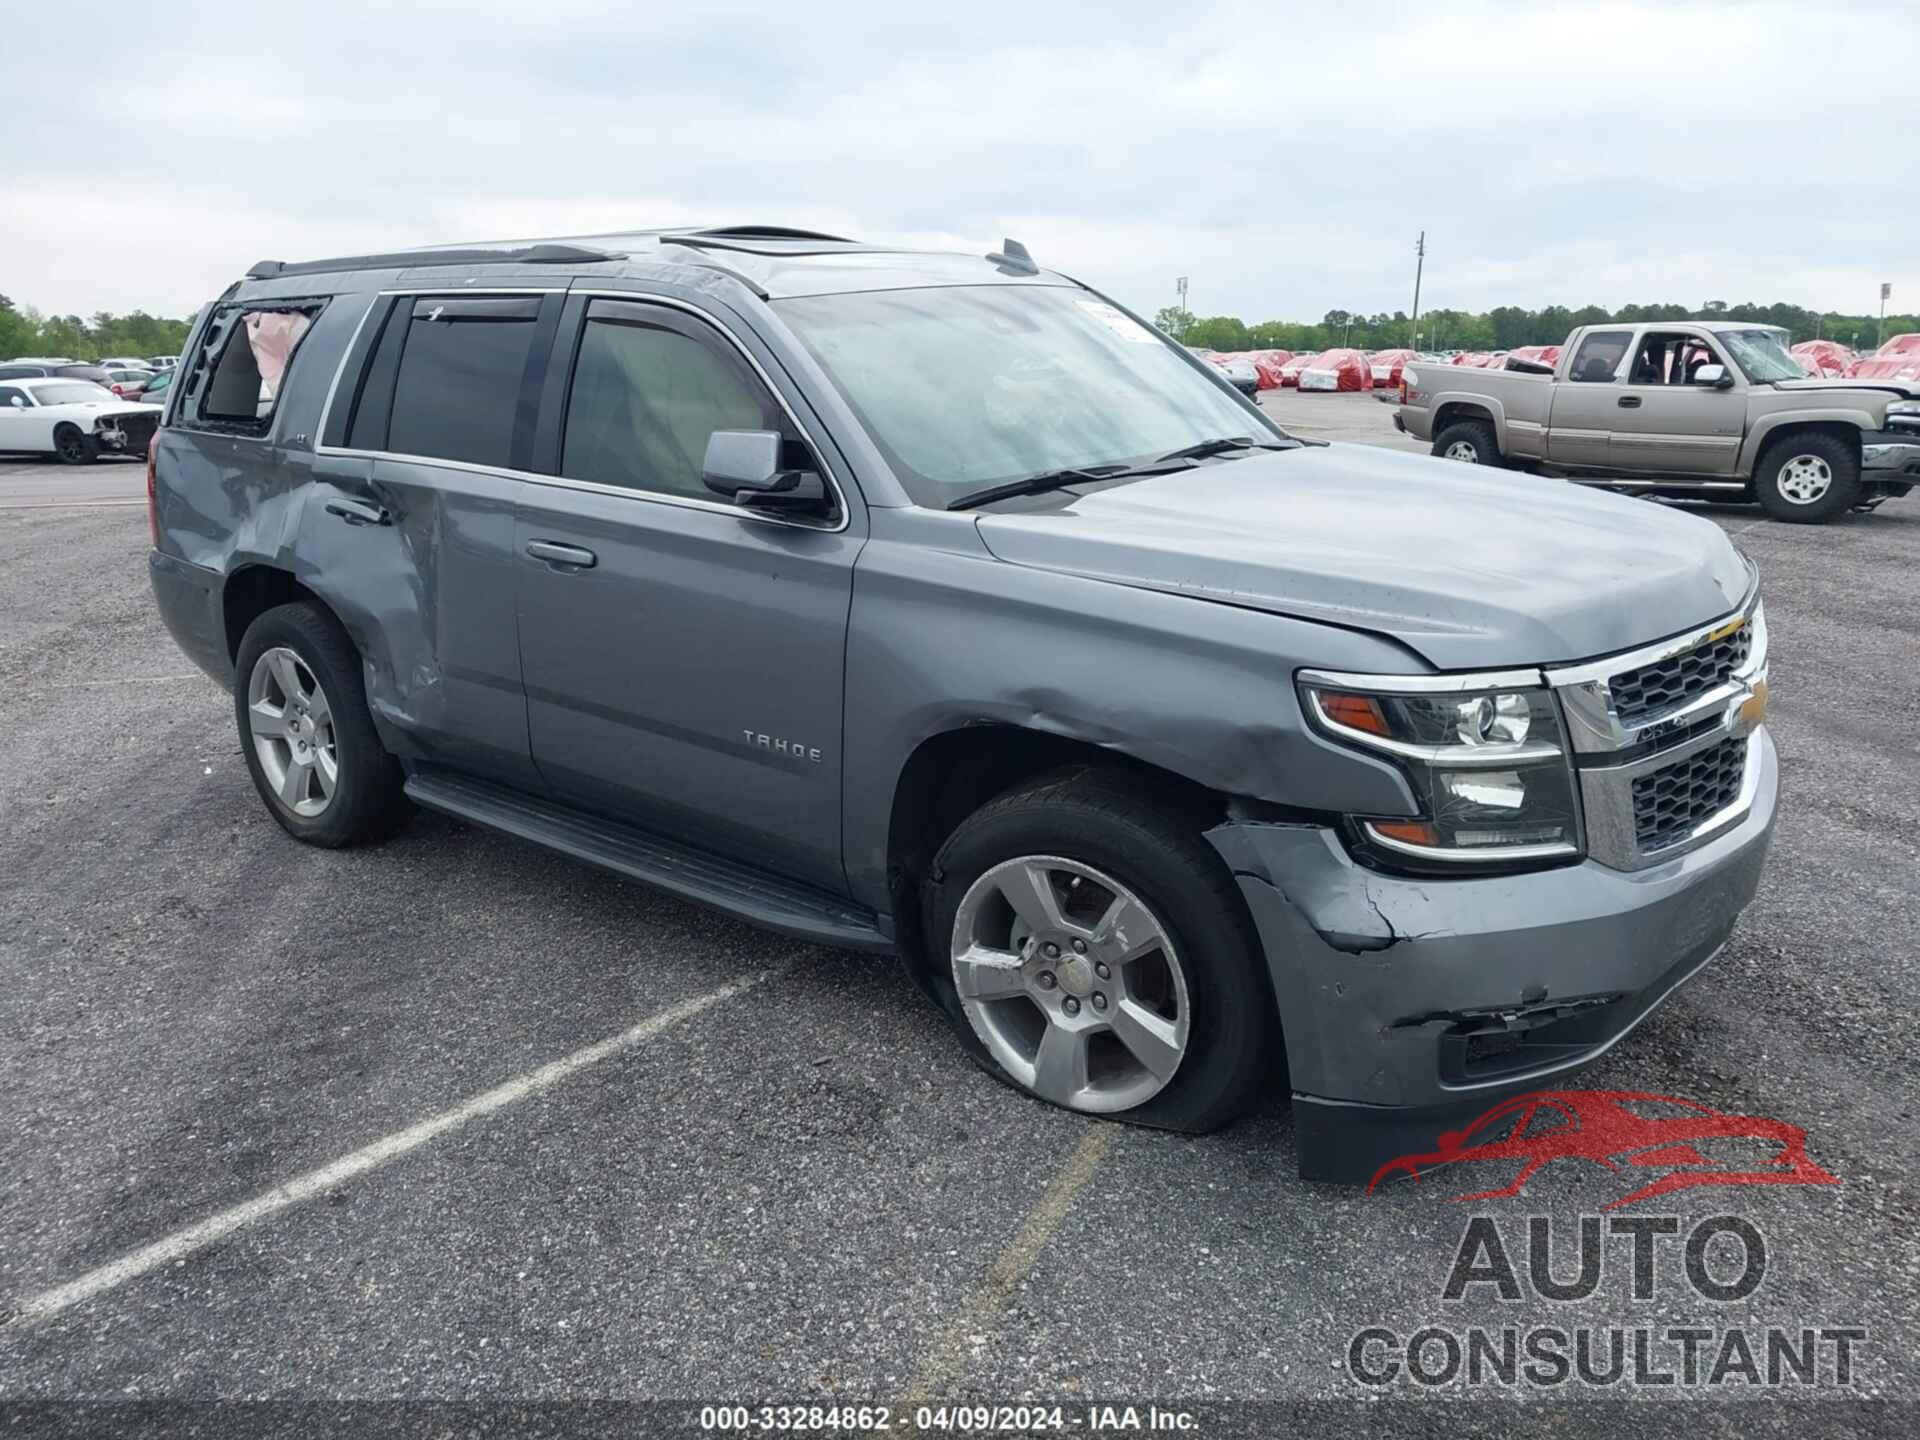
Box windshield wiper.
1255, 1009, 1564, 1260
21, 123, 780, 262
1154, 435, 1293, 464
945, 464, 1137, 512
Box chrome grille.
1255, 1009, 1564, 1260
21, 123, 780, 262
1631, 735, 1747, 852
1609, 626, 1751, 727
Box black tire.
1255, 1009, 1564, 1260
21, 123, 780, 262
53, 426, 98, 465
232, 601, 412, 847
921, 767, 1276, 1133
1431, 417, 1501, 466
1754, 432, 1861, 523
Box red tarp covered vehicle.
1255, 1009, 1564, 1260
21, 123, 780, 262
1451, 352, 1488, 367
1232, 349, 1291, 389
1507, 344, 1561, 369
1875, 333, 1920, 359
1791, 340, 1854, 377
1278, 352, 1319, 387
1299, 347, 1373, 392
1848, 355, 1920, 382
1368, 349, 1416, 387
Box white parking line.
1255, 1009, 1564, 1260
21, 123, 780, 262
4, 967, 786, 1331
901, 1126, 1115, 1401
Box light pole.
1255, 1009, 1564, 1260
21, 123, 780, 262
1880, 282, 1891, 349
1175, 276, 1190, 338
1409, 230, 1426, 349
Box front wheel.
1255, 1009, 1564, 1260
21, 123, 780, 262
1431, 418, 1501, 466
923, 768, 1275, 1132
1755, 433, 1861, 523
53, 426, 99, 465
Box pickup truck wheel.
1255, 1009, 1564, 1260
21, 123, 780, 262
924, 768, 1273, 1133
1432, 418, 1500, 466
233, 601, 412, 848
1756, 433, 1860, 523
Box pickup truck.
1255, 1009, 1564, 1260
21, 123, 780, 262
1395, 320, 1920, 522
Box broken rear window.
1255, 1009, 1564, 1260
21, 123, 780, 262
181, 301, 324, 436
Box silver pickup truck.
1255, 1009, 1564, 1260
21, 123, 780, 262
1395, 320, 1920, 522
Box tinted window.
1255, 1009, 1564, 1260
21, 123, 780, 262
0, 385, 28, 406
0, 367, 46, 380
1569, 330, 1632, 383
561, 303, 781, 499
387, 297, 540, 468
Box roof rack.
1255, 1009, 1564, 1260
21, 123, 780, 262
245, 242, 627, 281
682, 225, 859, 243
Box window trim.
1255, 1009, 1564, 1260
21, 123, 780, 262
314, 287, 852, 535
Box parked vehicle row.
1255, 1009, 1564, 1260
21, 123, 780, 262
146, 227, 1776, 1180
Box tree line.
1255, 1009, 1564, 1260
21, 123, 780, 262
1, 294, 196, 363
1155, 300, 1919, 355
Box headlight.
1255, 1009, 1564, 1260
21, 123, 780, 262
1299, 673, 1583, 867
1886, 399, 1920, 429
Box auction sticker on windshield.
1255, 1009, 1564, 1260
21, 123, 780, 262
1074, 299, 1159, 343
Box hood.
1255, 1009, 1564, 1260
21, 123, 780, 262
972, 445, 1753, 670
1767, 377, 1920, 400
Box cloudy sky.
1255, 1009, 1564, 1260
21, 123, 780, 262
8, 1, 1917, 325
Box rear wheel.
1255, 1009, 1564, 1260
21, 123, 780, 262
922, 768, 1274, 1132
53, 426, 98, 465
1432, 418, 1500, 466
1755, 433, 1860, 523
233, 601, 412, 847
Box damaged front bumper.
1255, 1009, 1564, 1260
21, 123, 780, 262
1860, 429, 1920, 487
94, 410, 160, 454
1205, 729, 1777, 1182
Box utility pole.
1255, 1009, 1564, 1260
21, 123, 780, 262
1880, 282, 1891, 349
1175, 276, 1190, 338
1409, 230, 1426, 349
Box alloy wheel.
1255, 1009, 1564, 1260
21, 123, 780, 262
1776, 454, 1833, 504
1443, 440, 1479, 462
950, 855, 1190, 1113
246, 646, 338, 817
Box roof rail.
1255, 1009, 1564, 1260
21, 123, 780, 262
244, 242, 627, 281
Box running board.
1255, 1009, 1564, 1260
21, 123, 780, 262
404, 768, 893, 953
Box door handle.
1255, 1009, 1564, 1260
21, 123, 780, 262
324, 496, 391, 526
526, 540, 597, 568
1617, 396, 1643, 409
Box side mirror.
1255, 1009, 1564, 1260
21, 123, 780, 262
702, 429, 830, 514
1694, 363, 1733, 389
7, 396, 25, 409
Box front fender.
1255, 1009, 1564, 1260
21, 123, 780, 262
1738, 408, 1873, 474
839, 511, 1424, 911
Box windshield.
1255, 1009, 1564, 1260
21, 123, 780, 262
32, 382, 114, 405
776, 285, 1278, 507
1718, 329, 1802, 383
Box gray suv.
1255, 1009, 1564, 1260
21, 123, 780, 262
148, 227, 1777, 1178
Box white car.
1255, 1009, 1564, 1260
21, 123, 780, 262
0, 376, 163, 464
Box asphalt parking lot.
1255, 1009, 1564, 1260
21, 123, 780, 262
1, 410, 1916, 1435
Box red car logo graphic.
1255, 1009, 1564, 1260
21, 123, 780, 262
1367, 1090, 1839, 1209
